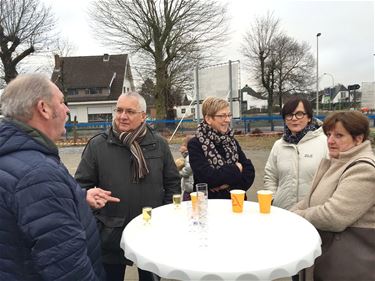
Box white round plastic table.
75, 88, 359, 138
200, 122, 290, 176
120, 199, 321, 281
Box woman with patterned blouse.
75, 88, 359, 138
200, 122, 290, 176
188, 96, 255, 199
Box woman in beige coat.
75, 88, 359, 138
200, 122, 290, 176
292, 111, 375, 281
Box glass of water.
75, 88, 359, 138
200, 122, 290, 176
195, 183, 208, 247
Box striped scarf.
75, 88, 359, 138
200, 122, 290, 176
112, 121, 149, 183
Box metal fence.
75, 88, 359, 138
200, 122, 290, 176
64, 115, 375, 142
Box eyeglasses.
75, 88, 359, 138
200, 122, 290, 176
285, 111, 307, 121
213, 113, 233, 119
114, 108, 143, 116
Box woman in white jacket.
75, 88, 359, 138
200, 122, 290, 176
264, 96, 328, 210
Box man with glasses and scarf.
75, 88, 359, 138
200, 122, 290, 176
75, 92, 180, 281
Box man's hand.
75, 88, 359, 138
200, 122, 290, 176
86, 187, 120, 209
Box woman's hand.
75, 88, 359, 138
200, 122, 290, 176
235, 162, 243, 172
211, 184, 230, 192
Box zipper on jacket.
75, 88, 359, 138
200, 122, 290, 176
296, 146, 300, 204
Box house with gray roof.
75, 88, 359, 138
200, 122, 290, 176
51, 54, 134, 123
321, 84, 352, 109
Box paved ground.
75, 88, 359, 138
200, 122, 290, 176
59, 145, 292, 281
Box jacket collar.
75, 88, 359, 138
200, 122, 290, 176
282, 126, 324, 146
0, 118, 58, 157
11, 118, 58, 151
334, 140, 373, 162
298, 126, 324, 144
308, 140, 374, 203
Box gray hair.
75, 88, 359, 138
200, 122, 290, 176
1, 74, 53, 121
122, 91, 147, 112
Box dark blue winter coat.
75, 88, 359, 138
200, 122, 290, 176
0, 119, 106, 281
188, 136, 255, 199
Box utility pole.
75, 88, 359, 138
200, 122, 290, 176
316, 32, 321, 115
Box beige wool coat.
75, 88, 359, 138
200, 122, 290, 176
292, 140, 375, 231
292, 140, 375, 280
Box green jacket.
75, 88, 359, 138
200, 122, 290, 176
75, 125, 181, 264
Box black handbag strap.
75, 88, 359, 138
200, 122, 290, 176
343, 158, 375, 174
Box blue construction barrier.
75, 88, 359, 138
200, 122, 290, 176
65, 114, 375, 135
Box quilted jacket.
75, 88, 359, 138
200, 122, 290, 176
264, 127, 328, 209
0, 118, 106, 281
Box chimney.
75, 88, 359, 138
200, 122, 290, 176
53, 54, 61, 72
103, 53, 110, 62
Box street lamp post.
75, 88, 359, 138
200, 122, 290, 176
316, 33, 321, 115
323, 72, 334, 110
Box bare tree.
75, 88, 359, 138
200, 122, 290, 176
241, 12, 280, 123
273, 35, 315, 107
139, 77, 156, 108
46, 37, 78, 75
53, 37, 77, 58
241, 13, 315, 122
0, 0, 56, 84
89, 0, 228, 119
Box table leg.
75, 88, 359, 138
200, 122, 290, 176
300, 269, 306, 281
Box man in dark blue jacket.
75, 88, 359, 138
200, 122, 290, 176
0, 74, 108, 280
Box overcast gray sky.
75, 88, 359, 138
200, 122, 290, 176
42, 0, 374, 90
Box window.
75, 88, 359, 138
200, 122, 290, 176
103, 54, 110, 62
181, 108, 186, 114
67, 89, 78, 96
88, 113, 113, 123
191, 108, 195, 114
76, 89, 84, 95
90, 88, 99, 95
